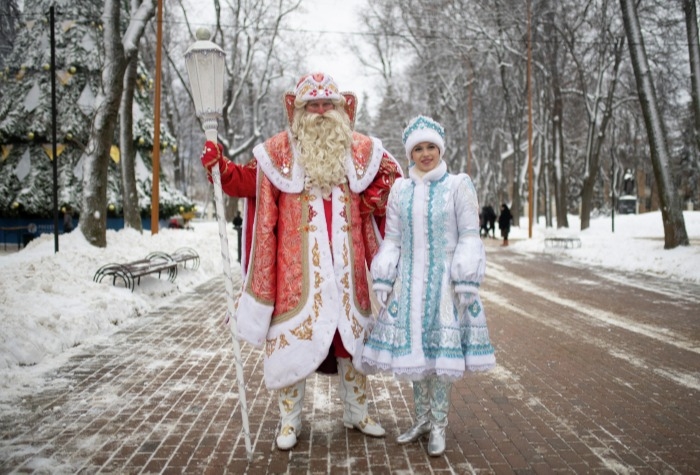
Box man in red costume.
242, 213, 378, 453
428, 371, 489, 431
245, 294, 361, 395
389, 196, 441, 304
200, 72, 402, 450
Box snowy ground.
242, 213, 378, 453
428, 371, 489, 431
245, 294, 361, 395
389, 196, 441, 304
1, 211, 698, 404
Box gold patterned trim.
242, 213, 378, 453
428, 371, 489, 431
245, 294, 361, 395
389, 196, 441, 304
351, 315, 363, 339
266, 337, 277, 357
290, 316, 314, 341
244, 168, 271, 303
341, 186, 371, 317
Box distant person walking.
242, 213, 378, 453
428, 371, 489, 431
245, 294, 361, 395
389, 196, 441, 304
483, 205, 496, 238
498, 203, 512, 246
479, 209, 487, 237
232, 211, 243, 229
63, 206, 73, 233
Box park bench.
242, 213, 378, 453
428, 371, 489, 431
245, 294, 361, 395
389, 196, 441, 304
145, 247, 200, 271
93, 247, 199, 291
544, 237, 582, 249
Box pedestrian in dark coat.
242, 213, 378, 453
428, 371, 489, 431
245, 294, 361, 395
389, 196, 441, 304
498, 203, 512, 246
63, 206, 73, 233
479, 209, 488, 237
484, 205, 496, 238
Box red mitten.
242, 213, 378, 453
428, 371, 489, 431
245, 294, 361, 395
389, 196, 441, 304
200, 141, 224, 171
200, 141, 235, 183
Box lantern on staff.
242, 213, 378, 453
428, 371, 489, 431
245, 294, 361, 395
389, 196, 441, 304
184, 28, 225, 142
184, 27, 253, 461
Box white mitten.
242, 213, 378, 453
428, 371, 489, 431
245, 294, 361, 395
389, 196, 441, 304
375, 290, 388, 308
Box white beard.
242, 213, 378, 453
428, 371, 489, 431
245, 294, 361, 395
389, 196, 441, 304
292, 108, 354, 199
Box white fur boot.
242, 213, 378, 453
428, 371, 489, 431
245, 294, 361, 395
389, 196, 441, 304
337, 357, 385, 437
276, 380, 305, 450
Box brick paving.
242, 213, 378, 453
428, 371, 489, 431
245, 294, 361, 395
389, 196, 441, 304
1, 238, 699, 474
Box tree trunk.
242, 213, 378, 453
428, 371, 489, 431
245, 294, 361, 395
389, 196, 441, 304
79, 0, 154, 247
120, 53, 142, 231
79, 0, 127, 247
619, 0, 689, 248
494, 3, 526, 227
684, 0, 700, 153
580, 86, 616, 230
580, 34, 625, 231
546, 6, 568, 228
552, 108, 567, 227
163, 85, 183, 192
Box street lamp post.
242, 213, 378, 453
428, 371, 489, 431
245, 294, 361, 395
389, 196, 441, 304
185, 29, 253, 460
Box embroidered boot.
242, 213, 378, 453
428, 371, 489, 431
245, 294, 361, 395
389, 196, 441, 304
397, 379, 431, 444
427, 378, 452, 456
337, 357, 385, 437
276, 380, 305, 450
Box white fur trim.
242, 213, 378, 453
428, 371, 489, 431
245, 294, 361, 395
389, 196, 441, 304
254, 132, 389, 194
408, 160, 447, 182
346, 136, 385, 193
235, 291, 274, 348
404, 128, 445, 161
253, 131, 305, 193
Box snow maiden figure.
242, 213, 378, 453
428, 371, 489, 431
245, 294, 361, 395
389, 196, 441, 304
355, 115, 496, 456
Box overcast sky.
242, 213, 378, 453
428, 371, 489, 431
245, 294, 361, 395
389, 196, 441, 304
181, 0, 379, 112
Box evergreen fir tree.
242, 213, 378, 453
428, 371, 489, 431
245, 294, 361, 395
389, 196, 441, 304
0, 0, 190, 221
0, 0, 21, 69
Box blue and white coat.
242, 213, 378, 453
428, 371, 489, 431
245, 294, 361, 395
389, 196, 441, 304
356, 160, 496, 380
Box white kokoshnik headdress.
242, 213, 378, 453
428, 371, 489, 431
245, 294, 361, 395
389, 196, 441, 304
402, 115, 446, 161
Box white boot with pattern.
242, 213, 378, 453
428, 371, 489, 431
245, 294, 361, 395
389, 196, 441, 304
337, 357, 385, 437
397, 380, 431, 444
276, 380, 305, 450
427, 378, 451, 456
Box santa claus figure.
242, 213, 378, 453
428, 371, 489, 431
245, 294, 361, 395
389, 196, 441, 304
200, 72, 402, 450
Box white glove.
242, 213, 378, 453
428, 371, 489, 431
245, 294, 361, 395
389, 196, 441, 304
375, 290, 388, 308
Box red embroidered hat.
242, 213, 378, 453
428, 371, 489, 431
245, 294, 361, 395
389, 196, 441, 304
294, 72, 342, 102
283, 72, 357, 127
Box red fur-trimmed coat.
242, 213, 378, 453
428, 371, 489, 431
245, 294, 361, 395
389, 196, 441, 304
219, 130, 401, 389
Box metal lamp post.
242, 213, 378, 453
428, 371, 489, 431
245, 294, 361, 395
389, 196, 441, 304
185, 28, 253, 460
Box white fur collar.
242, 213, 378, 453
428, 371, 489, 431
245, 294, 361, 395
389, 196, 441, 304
253, 131, 386, 194
408, 160, 447, 183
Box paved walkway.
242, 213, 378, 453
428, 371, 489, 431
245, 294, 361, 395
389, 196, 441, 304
1, 239, 699, 474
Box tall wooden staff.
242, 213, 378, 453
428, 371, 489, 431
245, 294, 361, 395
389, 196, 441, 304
185, 28, 253, 461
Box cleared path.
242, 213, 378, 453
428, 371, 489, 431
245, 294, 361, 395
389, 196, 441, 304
0, 238, 698, 474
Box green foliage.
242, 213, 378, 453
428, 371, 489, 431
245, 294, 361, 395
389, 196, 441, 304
0, 0, 189, 219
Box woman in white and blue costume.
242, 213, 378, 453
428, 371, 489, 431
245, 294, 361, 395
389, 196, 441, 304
355, 115, 496, 456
